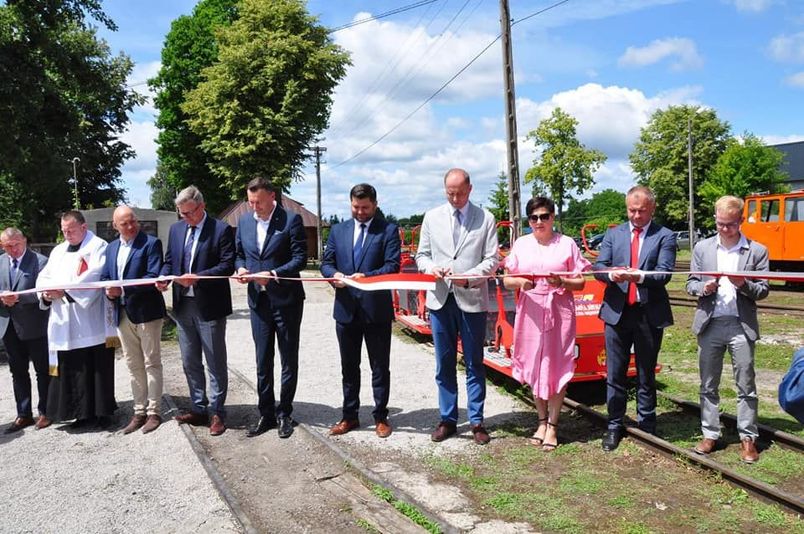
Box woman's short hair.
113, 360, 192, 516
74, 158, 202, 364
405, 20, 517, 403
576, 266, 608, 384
526, 196, 555, 216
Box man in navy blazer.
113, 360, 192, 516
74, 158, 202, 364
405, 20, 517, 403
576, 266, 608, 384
159, 186, 235, 436
594, 185, 676, 451
0, 228, 50, 432
321, 184, 401, 438
102, 206, 166, 435
235, 177, 306, 439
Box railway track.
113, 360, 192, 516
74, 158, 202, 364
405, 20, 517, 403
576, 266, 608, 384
559, 395, 804, 516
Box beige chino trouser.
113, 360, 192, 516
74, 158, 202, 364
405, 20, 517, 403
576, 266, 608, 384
118, 314, 164, 416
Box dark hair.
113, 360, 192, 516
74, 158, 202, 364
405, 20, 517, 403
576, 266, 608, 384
526, 197, 555, 216
350, 183, 377, 202
61, 209, 86, 224
247, 177, 277, 194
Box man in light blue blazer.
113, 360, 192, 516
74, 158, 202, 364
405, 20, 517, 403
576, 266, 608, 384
686, 195, 768, 464
321, 183, 400, 438
235, 177, 306, 439
415, 168, 499, 445
594, 185, 676, 451
0, 228, 50, 432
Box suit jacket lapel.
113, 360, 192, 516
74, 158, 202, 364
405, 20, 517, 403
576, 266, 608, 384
737, 239, 751, 272
453, 203, 472, 255
637, 223, 655, 269
9, 251, 26, 290
261, 208, 281, 257
122, 232, 146, 278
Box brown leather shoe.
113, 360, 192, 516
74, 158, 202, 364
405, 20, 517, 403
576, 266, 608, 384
122, 415, 147, 435
329, 419, 359, 436
471, 424, 491, 445
430, 421, 457, 442
694, 438, 718, 455
141, 415, 162, 434
209, 415, 226, 436
175, 412, 209, 426
375, 419, 392, 438
35, 415, 52, 430
4, 416, 35, 434
740, 438, 759, 464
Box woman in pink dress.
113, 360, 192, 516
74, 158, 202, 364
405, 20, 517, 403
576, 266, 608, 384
503, 197, 591, 451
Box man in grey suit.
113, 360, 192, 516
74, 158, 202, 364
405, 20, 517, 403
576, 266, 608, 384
415, 168, 499, 445
686, 195, 768, 464
0, 228, 51, 432
594, 185, 676, 451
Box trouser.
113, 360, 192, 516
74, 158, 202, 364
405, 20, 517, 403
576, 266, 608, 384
429, 295, 487, 425
118, 314, 163, 416
3, 327, 49, 418
175, 299, 228, 418
698, 316, 758, 440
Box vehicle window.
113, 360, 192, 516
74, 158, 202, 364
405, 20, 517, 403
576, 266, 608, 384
761, 199, 780, 222
747, 199, 757, 222
785, 198, 803, 222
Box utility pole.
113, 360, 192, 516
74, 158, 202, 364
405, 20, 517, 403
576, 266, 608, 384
499, 0, 521, 241
312, 145, 326, 261
687, 116, 696, 252
71, 157, 80, 209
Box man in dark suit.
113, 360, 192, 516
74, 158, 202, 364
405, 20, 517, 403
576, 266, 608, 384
321, 184, 401, 438
235, 177, 306, 439
0, 228, 50, 432
102, 206, 166, 435
686, 195, 768, 463
159, 186, 235, 436
594, 185, 676, 451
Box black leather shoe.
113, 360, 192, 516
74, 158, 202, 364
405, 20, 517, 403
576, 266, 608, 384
277, 416, 294, 439
602, 429, 624, 451
247, 416, 277, 437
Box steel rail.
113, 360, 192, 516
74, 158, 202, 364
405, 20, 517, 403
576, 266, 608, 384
656, 391, 804, 452
562, 396, 804, 516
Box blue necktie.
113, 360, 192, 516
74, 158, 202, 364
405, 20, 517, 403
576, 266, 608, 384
453, 209, 463, 247
353, 223, 366, 265
9, 258, 17, 286
182, 226, 196, 274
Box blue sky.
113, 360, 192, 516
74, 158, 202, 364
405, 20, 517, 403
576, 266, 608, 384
98, 0, 804, 220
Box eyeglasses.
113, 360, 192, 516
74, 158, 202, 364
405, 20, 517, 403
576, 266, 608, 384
714, 219, 740, 229
528, 213, 552, 222
178, 204, 201, 218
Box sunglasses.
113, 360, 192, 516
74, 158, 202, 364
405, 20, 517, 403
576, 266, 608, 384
528, 213, 552, 222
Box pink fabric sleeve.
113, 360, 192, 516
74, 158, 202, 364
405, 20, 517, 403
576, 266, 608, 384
569, 238, 592, 273
504, 239, 520, 273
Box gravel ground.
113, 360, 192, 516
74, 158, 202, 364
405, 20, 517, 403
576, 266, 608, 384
0, 350, 238, 533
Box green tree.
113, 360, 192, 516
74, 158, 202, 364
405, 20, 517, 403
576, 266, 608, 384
182, 0, 350, 200
630, 105, 731, 229
0, 0, 142, 239
487, 172, 514, 244
148, 0, 238, 216
562, 189, 625, 237
699, 133, 789, 227
524, 107, 606, 231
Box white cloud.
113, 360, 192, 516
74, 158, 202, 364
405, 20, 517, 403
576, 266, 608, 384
127, 60, 161, 116
517, 83, 702, 161
768, 32, 804, 63
724, 0, 774, 12
618, 38, 704, 71
120, 120, 159, 171
785, 71, 804, 88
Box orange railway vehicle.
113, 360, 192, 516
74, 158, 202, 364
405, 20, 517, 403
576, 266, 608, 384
394, 222, 645, 383
742, 189, 804, 272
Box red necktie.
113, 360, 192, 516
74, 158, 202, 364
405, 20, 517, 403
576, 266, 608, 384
627, 227, 642, 305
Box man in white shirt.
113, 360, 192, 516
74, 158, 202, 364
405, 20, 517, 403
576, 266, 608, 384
686, 195, 769, 463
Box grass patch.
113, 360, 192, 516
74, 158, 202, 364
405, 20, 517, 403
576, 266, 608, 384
371, 485, 442, 534
355, 518, 380, 533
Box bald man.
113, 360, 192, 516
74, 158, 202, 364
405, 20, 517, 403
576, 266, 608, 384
102, 206, 166, 434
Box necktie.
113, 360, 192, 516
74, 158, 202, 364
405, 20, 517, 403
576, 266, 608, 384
353, 223, 366, 265
9, 258, 17, 286
453, 209, 463, 247
627, 226, 642, 305
183, 226, 197, 274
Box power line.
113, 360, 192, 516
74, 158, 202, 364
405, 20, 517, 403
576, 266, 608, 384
333, 0, 572, 168
329, 0, 440, 33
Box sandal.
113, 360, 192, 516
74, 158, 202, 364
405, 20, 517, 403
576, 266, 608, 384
542, 422, 559, 452
529, 418, 548, 446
